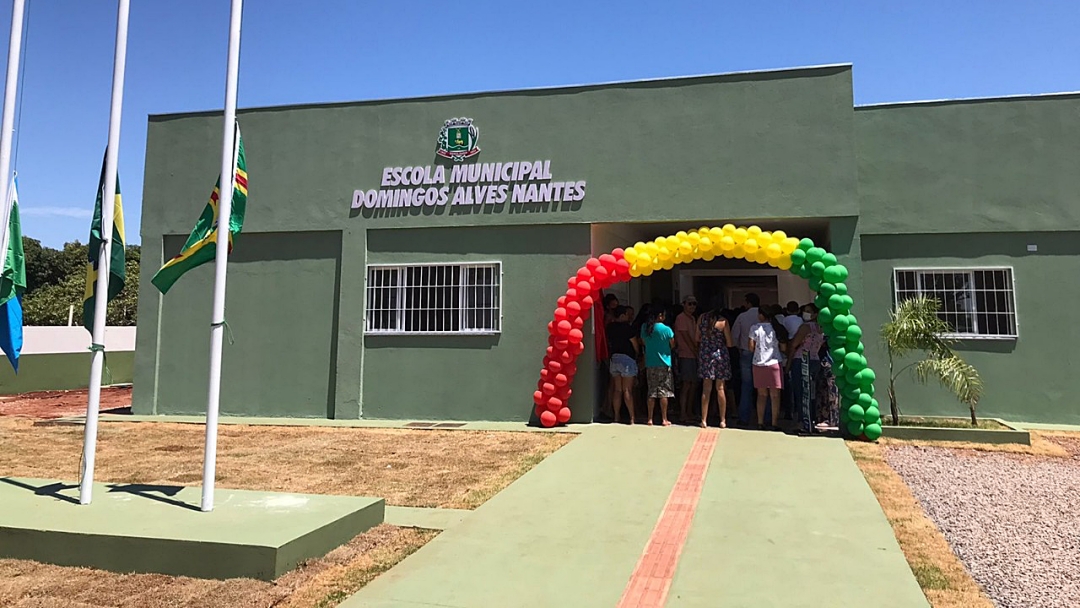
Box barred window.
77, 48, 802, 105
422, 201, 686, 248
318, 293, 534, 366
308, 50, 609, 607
365, 262, 502, 334
893, 268, 1017, 339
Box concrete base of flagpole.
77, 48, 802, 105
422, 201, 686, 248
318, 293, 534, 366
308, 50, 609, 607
0, 477, 384, 580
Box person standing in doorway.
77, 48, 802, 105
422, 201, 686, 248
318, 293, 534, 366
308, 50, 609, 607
786, 304, 825, 435
674, 295, 700, 424
697, 305, 734, 428
732, 293, 761, 426
606, 306, 639, 424
748, 306, 785, 431
780, 301, 804, 420
640, 308, 675, 426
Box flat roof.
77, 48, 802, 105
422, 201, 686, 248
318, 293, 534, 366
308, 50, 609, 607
148, 63, 853, 121
856, 90, 1080, 110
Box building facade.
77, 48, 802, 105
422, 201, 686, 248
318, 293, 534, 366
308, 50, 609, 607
132, 64, 1080, 424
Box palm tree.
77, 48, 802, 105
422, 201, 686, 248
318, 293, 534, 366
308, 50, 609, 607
881, 297, 983, 426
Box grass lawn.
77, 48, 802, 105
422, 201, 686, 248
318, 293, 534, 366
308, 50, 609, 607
882, 416, 1010, 430
0, 418, 575, 607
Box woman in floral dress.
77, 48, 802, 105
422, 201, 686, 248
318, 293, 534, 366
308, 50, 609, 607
697, 306, 734, 428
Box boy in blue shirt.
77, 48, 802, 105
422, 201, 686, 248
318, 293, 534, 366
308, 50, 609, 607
640, 308, 676, 426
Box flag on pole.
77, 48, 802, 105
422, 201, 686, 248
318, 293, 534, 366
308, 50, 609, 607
152, 125, 247, 295
83, 153, 126, 333
0, 175, 25, 371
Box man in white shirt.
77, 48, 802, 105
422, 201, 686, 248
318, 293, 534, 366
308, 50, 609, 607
732, 293, 760, 425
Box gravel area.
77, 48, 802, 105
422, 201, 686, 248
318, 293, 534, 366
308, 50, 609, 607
887, 443, 1080, 608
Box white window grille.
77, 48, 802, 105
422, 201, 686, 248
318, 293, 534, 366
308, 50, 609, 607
365, 262, 502, 335
893, 267, 1018, 339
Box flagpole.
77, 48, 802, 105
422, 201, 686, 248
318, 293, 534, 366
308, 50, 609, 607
0, 0, 25, 248
79, 0, 130, 505
201, 0, 244, 513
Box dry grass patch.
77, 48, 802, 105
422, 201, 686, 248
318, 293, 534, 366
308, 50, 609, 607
875, 432, 1069, 458
0, 419, 574, 509
0, 524, 434, 608
847, 440, 993, 608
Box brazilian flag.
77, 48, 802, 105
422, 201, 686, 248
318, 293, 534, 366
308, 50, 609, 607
83, 153, 125, 333
152, 125, 247, 294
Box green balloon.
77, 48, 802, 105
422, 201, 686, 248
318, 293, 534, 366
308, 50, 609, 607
834, 282, 848, 295
846, 369, 861, 385
852, 341, 865, 355
810, 261, 826, 277
845, 314, 858, 328
798, 238, 815, 252
790, 249, 807, 266
814, 294, 830, 310
826, 264, 849, 283
863, 382, 875, 397
830, 347, 847, 362
864, 423, 883, 441
858, 368, 877, 388
863, 405, 880, 425
823, 266, 842, 284
818, 307, 834, 326
857, 392, 873, 407
847, 404, 866, 421
840, 295, 854, 311
847, 420, 865, 437
806, 247, 825, 264
828, 333, 846, 349
829, 293, 850, 313
809, 276, 823, 291
833, 315, 851, 332
822, 253, 838, 268
842, 384, 861, 399
818, 282, 837, 297
844, 352, 865, 370
845, 324, 863, 343
834, 372, 848, 389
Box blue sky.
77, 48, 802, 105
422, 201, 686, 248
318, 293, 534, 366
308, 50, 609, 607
1, 0, 1077, 248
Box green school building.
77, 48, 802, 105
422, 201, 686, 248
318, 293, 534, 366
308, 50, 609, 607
132, 64, 1080, 425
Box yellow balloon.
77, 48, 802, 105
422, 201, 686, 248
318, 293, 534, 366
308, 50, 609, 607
679, 240, 693, 255
744, 238, 759, 254
687, 232, 701, 246
753, 248, 770, 264
645, 242, 659, 257
732, 244, 746, 259
780, 237, 799, 255
634, 241, 647, 252
658, 246, 672, 260
703, 252, 716, 261
760, 231, 772, 245
777, 257, 793, 270
722, 249, 734, 259
676, 231, 688, 241
772, 230, 787, 242
722, 224, 736, 235
766, 243, 782, 259
747, 225, 763, 239
709, 227, 724, 241
719, 235, 735, 251
672, 250, 684, 264
641, 266, 654, 276
733, 228, 748, 244
624, 247, 639, 264
629, 264, 643, 277
662, 259, 675, 271
698, 236, 713, 252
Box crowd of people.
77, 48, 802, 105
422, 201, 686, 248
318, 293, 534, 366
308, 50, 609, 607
601, 292, 840, 434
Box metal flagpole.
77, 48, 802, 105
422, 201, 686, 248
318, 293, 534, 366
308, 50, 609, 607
201, 0, 244, 513
79, 0, 130, 505
0, 0, 25, 260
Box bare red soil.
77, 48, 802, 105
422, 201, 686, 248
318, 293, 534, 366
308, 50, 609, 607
0, 386, 131, 419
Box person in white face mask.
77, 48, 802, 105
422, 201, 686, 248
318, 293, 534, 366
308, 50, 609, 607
786, 304, 826, 435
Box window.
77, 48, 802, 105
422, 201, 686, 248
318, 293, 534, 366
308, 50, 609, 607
365, 262, 502, 334
893, 268, 1017, 339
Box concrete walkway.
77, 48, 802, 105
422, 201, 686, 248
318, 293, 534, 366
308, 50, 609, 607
344, 426, 928, 608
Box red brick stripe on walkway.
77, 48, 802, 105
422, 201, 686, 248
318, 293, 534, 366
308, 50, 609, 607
616, 429, 720, 608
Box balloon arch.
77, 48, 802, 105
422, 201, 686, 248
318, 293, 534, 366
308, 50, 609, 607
533, 224, 884, 441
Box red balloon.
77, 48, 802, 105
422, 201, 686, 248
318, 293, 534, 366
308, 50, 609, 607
533, 390, 545, 405
546, 396, 563, 411
554, 307, 568, 321
572, 317, 584, 330
576, 267, 592, 282
567, 277, 578, 290
576, 280, 593, 294
557, 296, 567, 308
564, 363, 577, 377
557, 320, 572, 335
558, 350, 574, 364
581, 295, 594, 309
599, 253, 617, 267
553, 337, 569, 350
553, 373, 569, 387
540, 410, 557, 428
611, 248, 625, 260
540, 368, 551, 382
566, 300, 582, 316
542, 382, 556, 396
568, 328, 584, 343
586, 257, 602, 271
546, 346, 555, 358
557, 407, 572, 424
616, 259, 631, 278
535, 404, 546, 417
556, 385, 573, 400
546, 360, 563, 373
594, 266, 611, 283
573, 342, 585, 355
565, 287, 580, 301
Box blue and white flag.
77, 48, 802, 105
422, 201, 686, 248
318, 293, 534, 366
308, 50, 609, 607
0, 176, 26, 372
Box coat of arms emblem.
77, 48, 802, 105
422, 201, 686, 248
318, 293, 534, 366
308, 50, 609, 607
436, 117, 480, 162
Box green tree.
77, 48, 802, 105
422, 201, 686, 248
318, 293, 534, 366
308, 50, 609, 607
881, 296, 983, 426
21, 243, 140, 326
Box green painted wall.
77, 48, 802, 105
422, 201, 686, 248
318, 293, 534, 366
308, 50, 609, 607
133, 232, 342, 417
0, 352, 134, 395
362, 224, 593, 422
856, 94, 1080, 235
860, 232, 1080, 424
